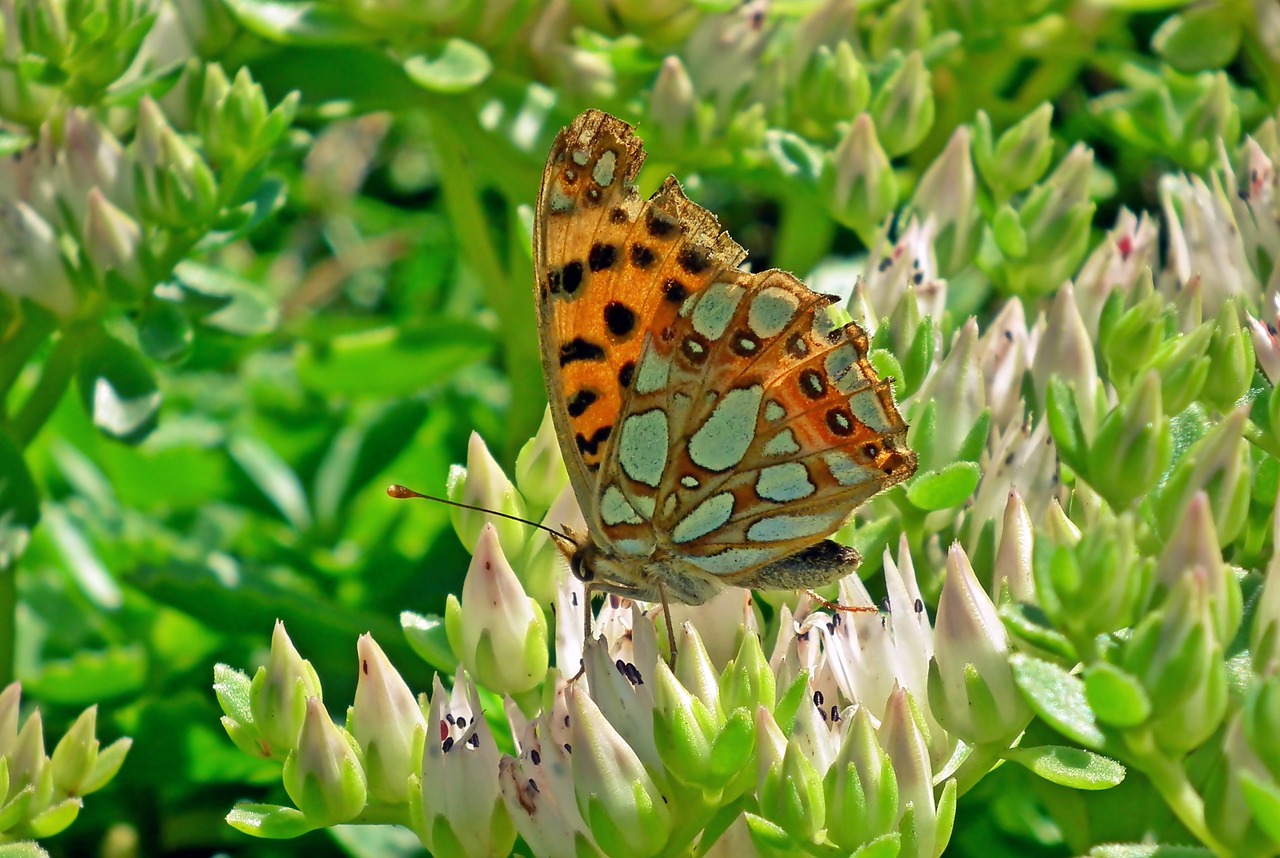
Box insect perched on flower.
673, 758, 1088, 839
533, 110, 917, 623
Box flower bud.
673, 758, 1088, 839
248, 621, 323, 758
1251, 494, 1280, 670
1124, 569, 1229, 754
134, 98, 219, 229
444, 524, 548, 698
415, 675, 515, 857
348, 634, 427, 804
1249, 312, 1280, 386
720, 631, 776, 716
499, 723, 601, 858
567, 683, 672, 858
870, 52, 934, 157
992, 489, 1034, 603
1181, 72, 1240, 169
1153, 407, 1250, 545
0, 201, 76, 318
908, 318, 985, 472
651, 661, 721, 787
447, 431, 529, 557
83, 188, 145, 297
909, 126, 978, 276
758, 724, 826, 843
974, 104, 1054, 201
282, 700, 366, 825
1086, 371, 1172, 510
1155, 493, 1241, 648
796, 41, 871, 129
870, 0, 933, 60
514, 407, 569, 519
1099, 291, 1164, 391
49, 706, 99, 799
1075, 209, 1159, 337
821, 114, 897, 245
999, 145, 1096, 297
1032, 281, 1101, 434
976, 299, 1028, 428
928, 544, 1031, 747
1202, 299, 1254, 412
824, 706, 899, 852
1160, 172, 1256, 318
879, 687, 956, 858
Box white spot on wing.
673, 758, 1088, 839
688, 385, 763, 471
672, 492, 734, 544
691, 282, 744, 341
824, 451, 881, 487
688, 547, 773, 575
825, 344, 869, 394
849, 390, 892, 433
572, 149, 589, 165
746, 511, 843, 542
602, 485, 643, 525
593, 150, 616, 186
755, 462, 815, 502
748, 286, 800, 338
619, 410, 669, 488
633, 352, 671, 395
762, 429, 799, 457
764, 401, 786, 422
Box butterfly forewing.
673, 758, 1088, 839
534, 109, 916, 602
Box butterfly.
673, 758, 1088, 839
534, 109, 916, 616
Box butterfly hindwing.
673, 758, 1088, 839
534, 110, 916, 603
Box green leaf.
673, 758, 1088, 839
76, 333, 161, 444
25, 644, 147, 704
1010, 653, 1105, 748
404, 40, 493, 94
1239, 769, 1280, 844
27, 797, 82, 838
0, 430, 39, 571
1004, 745, 1125, 789
137, 299, 194, 363
174, 262, 279, 336
905, 461, 980, 511
1046, 376, 1089, 475
0, 843, 50, 858
226, 802, 317, 838
228, 435, 312, 531
1000, 603, 1078, 661
400, 611, 457, 673
852, 833, 903, 858
294, 322, 493, 397
1087, 844, 1216, 857
1084, 662, 1151, 728
221, 0, 371, 44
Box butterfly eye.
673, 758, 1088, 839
570, 550, 594, 582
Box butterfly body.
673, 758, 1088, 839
535, 110, 916, 606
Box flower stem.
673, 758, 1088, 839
1125, 732, 1231, 858
11, 328, 81, 450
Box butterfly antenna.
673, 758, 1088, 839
386, 484, 577, 547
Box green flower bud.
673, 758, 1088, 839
1204, 712, 1277, 855
447, 431, 529, 558
9, 707, 50, 808
0, 683, 22, 759
796, 42, 870, 128
822, 113, 897, 245
1251, 502, 1280, 670
1042, 498, 1082, 547
1144, 321, 1212, 416
880, 687, 955, 858
870, 0, 932, 60
992, 489, 1034, 603
910, 319, 984, 471
567, 683, 672, 858
1202, 299, 1254, 412
249, 621, 323, 758
1181, 72, 1240, 169
997, 145, 1096, 298
720, 632, 776, 715
416, 675, 516, 858
974, 104, 1054, 201
134, 98, 219, 229
514, 407, 569, 519
282, 699, 367, 825
1099, 291, 1165, 392
1153, 407, 1251, 545
1036, 514, 1154, 645
647, 55, 699, 153
870, 52, 934, 157
825, 706, 899, 852
928, 544, 1031, 747
1155, 493, 1242, 648
652, 661, 720, 787
674, 621, 723, 717
1123, 570, 1229, 754
83, 188, 145, 297
49, 706, 99, 799
17, 0, 68, 66
444, 524, 548, 698
1154, 5, 1242, 73
757, 721, 826, 843
909, 126, 978, 275
348, 634, 427, 804
1032, 282, 1101, 435
1086, 371, 1172, 510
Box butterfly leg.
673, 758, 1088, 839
657, 583, 678, 668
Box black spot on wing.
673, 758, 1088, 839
560, 338, 606, 366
